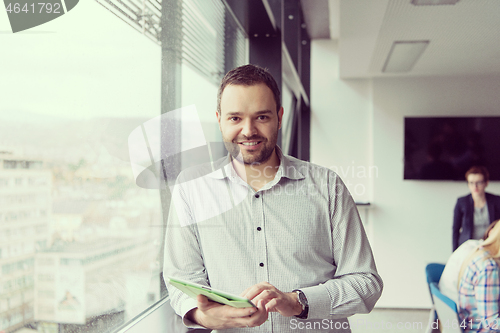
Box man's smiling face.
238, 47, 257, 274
217, 83, 283, 165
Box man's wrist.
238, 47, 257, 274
289, 292, 303, 316
185, 308, 201, 326
292, 290, 309, 319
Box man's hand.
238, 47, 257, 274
241, 282, 303, 317
186, 294, 268, 330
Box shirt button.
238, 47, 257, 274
255, 194, 260, 198
259, 263, 264, 267
257, 227, 261, 231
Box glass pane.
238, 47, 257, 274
181, 0, 225, 84
181, 0, 247, 85
181, 64, 221, 145
281, 84, 295, 154
0, 1, 162, 332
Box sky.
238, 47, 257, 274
0, 0, 162, 120
0, 0, 224, 170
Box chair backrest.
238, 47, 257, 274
425, 263, 445, 306
426, 263, 445, 285
430, 282, 464, 333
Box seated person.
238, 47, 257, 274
440, 220, 499, 303
457, 221, 500, 332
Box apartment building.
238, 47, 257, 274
0, 152, 52, 332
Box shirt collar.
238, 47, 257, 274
205, 154, 233, 180
206, 146, 305, 181
275, 146, 305, 180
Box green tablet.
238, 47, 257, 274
167, 276, 256, 308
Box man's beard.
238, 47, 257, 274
223, 132, 278, 165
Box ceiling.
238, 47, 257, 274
301, 0, 500, 79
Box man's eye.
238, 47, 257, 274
229, 117, 240, 122
258, 116, 268, 120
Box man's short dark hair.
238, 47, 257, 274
217, 64, 281, 114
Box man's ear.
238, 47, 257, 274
277, 107, 284, 130
216, 110, 222, 131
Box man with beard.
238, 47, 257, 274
164, 64, 382, 333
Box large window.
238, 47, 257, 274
281, 83, 296, 155
0, 0, 247, 332
1, 1, 161, 332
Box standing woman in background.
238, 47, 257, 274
453, 166, 500, 251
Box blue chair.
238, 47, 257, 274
425, 263, 445, 333
426, 263, 445, 285
430, 282, 464, 333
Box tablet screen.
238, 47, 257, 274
168, 277, 255, 308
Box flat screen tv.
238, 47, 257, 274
404, 117, 500, 181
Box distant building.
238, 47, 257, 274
34, 236, 158, 328
0, 152, 52, 332
51, 200, 92, 244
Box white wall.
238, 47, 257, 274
311, 39, 500, 308
310, 40, 373, 204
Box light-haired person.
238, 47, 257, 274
458, 220, 500, 332
453, 166, 500, 251
440, 220, 499, 303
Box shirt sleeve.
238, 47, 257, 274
300, 173, 383, 320
473, 260, 500, 330
162, 182, 208, 329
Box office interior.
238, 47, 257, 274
2, 0, 500, 332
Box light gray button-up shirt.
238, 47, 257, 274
164, 148, 383, 333
473, 204, 490, 240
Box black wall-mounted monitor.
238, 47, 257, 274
404, 117, 500, 181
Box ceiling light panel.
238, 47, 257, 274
411, 0, 460, 5
382, 40, 430, 73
